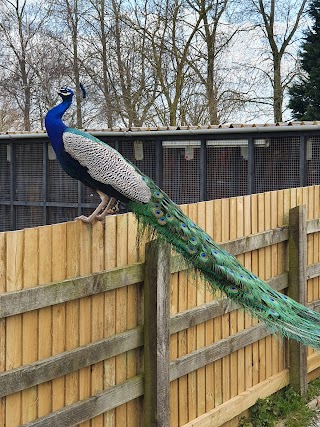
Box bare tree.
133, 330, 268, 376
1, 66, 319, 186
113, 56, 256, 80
81, 0, 115, 127
133, 0, 210, 126
187, 0, 232, 124
49, 0, 89, 127
111, 0, 159, 126
30, 35, 73, 128
245, 0, 307, 122
0, 0, 51, 130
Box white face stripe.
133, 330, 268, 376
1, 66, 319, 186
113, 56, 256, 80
63, 132, 151, 203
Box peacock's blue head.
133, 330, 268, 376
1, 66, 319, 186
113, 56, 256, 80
58, 87, 74, 101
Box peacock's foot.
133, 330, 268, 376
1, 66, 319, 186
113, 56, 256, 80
96, 199, 119, 221
75, 215, 96, 224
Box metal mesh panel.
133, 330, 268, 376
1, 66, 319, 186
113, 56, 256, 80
120, 140, 156, 181
0, 205, 11, 231
0, 144, 10, 201
207, 146, 247, 200
48, 156, 78, 203
0, 132, 317, 232
162, 147, 200, 204
15, 206, 43, 230
15, 143, 43, 202
307, 137, 320, 185
82, 184, 101, 205
47, 206, 77, 225
255, 137, 300, 193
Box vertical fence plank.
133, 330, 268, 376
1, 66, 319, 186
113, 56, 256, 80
178, 205, 189, 425
186, 204, 197, 421
65, 222, 81, 407
0, 233, 6, 427
38, 226, 53, 418
79, 224, 92, 427
257, 193, 266, 384
204, 200, 215, 413
144, 240, 171, 427
104, 215, 117, 427
6, 229, 24, 427
196, 202, 206, 416
115, 214, 128, 427
264, 192, 272, 380
169, 270, 179, 427
91, 221, 106, 427
271, 191, 280, 376
22, 228, 39, 424
229, 198, 238, 400
51, 223, 67, 412
251, 194, 259, 386
243, 195, 253, 390
313, 187, 320, 335
310, 186, 320, 381
236, 196, 245, 396
127, 212, 142, 427
213, 199, 223, 407
288, 205, 308, 394
221, 198, 230, 403
277, 190, 286, 372
307, 188, 314, 360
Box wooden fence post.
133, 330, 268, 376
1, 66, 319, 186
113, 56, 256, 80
144, 240, 171, 426
288, 205, 308, 395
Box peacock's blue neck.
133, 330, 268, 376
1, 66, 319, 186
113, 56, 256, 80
45, 97, 72, 155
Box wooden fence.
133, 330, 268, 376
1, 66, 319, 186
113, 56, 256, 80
1, 186, 320, 426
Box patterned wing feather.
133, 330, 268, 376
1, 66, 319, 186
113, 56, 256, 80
63, 128, 151, 203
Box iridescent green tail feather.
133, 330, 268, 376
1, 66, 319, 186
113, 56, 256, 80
128, 176, 320, 350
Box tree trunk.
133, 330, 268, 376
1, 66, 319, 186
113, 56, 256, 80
73, 35, 83, 128
100, 0, 113, 127
273, 56, 283, 122
23, 85, 31, 131
206, 54, 219, 124
20, 59, 31, 130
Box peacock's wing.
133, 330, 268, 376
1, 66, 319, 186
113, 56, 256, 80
128, 176, 320, 350
62, 128, 151, 203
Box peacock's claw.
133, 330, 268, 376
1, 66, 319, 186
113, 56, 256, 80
75, 215, 96, 223
95, 198, 119, 221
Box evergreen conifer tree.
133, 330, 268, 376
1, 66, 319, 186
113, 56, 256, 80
289, 0, 320, 120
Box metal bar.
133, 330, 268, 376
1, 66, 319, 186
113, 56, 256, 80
0, 127, 319, 141
155, 139, 163, 188
300, 135, 307, 187
78, 182, 82, 216
200, 139, 207, 201
114, 140, 121, 153
247, 137, 255, 195
9, 142, 15, 230
231, 147, 239, 197
0, 201, 99, 208
43, 141, 48, 225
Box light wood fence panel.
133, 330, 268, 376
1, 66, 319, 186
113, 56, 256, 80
1, 186, 320, 426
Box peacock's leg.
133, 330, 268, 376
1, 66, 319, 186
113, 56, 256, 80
75, 191, 110, 223
96, 198, 119, 221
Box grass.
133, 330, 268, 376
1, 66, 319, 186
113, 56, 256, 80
238, 379, 320, 427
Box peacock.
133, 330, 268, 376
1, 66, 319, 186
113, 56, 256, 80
45, 86, 320, 350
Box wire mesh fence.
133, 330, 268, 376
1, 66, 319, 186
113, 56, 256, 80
1, 129, 320, 231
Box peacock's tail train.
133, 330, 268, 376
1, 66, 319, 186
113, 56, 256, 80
128, 176, 320, 350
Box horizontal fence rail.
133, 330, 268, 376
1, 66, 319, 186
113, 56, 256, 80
0, 225, 295, 319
